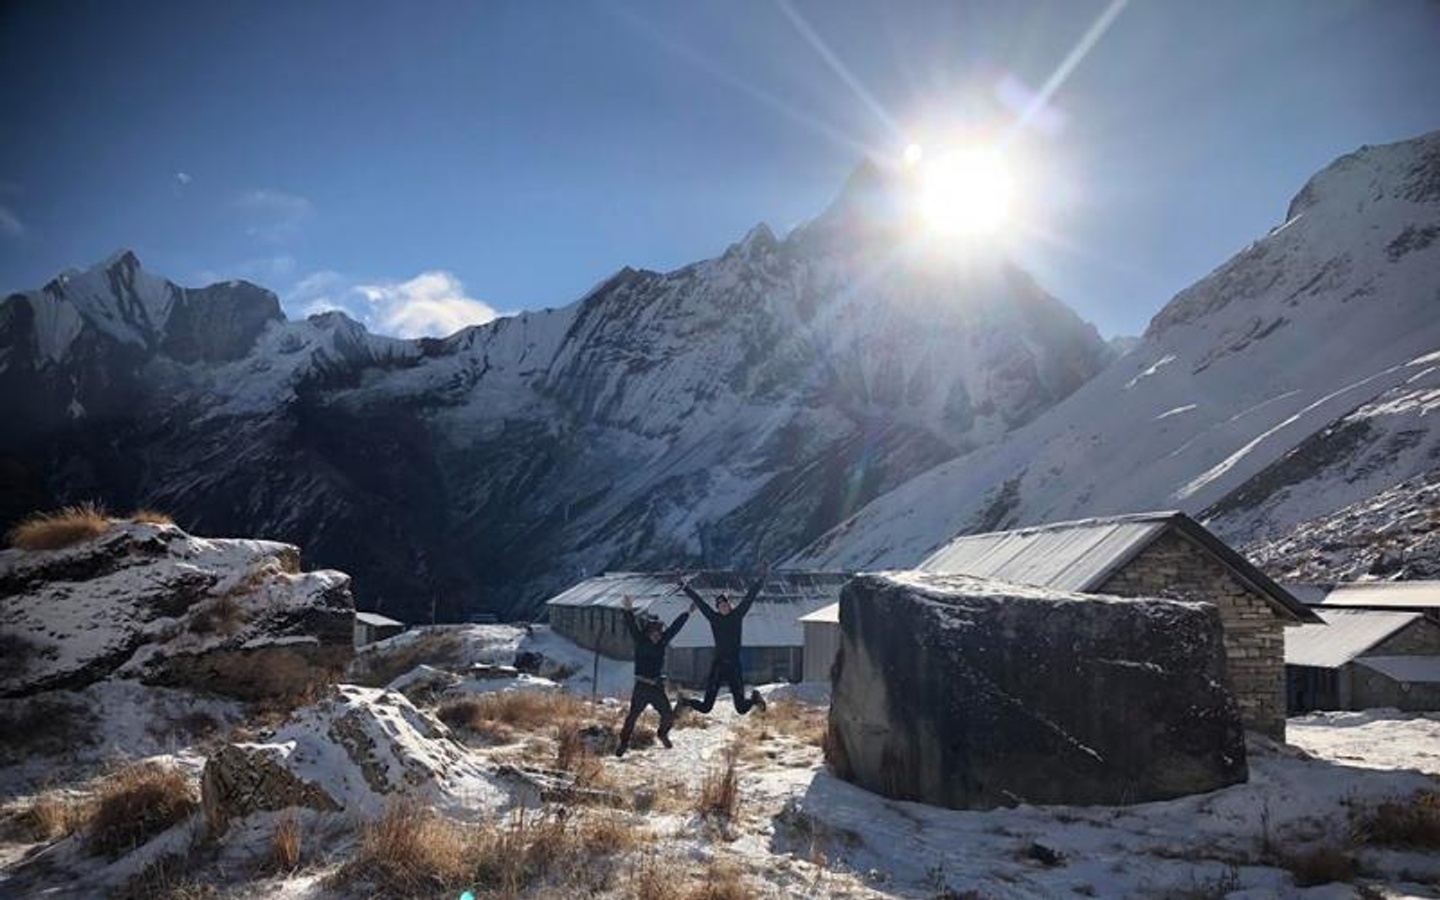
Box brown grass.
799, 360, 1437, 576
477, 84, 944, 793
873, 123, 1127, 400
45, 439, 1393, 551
7, 502, 110, 550
88, 762, 199, 858
696, 743, 741, 826
631, 852, 683, 900
1354, 791, 1440, 849
188, 593, 249, 636
350, 630, 464, 687
684, 860, 754, 900
9, 792, 92, 842
1276, 845, 1356, 887
129, 509, 174, 525
339, 798, 645, 896
437, 690, 592, 740
270, 811, 302, 872
0, 696, 92, 764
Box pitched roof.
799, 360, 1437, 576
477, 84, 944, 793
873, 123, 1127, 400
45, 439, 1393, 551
799, 603, 840, 624
1284, 609, 1423, 668
355, 611, 405, 628
544, 570, 848, 649
1355, 655, 1440, 683
1288, 580, 1440, 611
919, 510, 1320, 623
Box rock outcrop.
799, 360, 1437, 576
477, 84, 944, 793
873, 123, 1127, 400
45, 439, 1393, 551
826, 572, 1248, 809
201, 686, 507, 830
0, 522, 353, 699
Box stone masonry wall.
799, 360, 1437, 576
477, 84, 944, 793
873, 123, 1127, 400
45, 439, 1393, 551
1099, 531, 1288, 740
1371, 617, 1440, 656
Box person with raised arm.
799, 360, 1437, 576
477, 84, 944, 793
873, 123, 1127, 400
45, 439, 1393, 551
677, 563, 770, 716
615, 593, 690, 757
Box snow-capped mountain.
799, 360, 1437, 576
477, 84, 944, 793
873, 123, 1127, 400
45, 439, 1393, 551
798, 130, 1440, 572
0, 165, 1110, 619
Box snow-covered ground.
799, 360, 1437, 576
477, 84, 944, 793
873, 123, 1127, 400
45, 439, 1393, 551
4, 625, 1439, 899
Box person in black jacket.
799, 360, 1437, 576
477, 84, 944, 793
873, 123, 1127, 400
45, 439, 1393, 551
616, 594, 690, 757
678, 565, 770, 716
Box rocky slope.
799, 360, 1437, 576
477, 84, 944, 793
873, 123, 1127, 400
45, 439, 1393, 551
0, 521, 354, 700
0, 164, 1110, 619
798, 130, 1440, 571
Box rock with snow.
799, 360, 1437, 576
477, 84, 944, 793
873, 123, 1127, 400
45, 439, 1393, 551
200, 685, 507, 830
0, 522, 353, 700
826, 572, 1247, 810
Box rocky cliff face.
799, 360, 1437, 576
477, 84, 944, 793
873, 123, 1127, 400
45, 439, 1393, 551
799, 130, 1440, 571
0, 166, 1111, 619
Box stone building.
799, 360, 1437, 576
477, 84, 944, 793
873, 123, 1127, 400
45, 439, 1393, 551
1285, 608, 1440, 712
915, 511, 1320, 739
544, 571, 846, 686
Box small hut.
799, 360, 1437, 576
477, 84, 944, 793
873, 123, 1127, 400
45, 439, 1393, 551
353, 611, 405, 646
1285, 608, 1440, 712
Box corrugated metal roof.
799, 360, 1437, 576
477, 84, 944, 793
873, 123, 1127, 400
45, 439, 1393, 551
919, 512, 1174, 592
355, 611, 404, 627
1355, 655, 1440, 683
1284, 609, 1422, 668
919, 511, 1320, 623
1290, 581, 1440, 611
798, 602, 839, 624
545, 570, 848, 649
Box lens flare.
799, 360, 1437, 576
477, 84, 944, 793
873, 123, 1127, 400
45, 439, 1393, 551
916, 148, 1014, 237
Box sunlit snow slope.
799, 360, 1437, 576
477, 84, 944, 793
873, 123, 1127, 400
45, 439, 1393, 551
799, 130, 1440, 570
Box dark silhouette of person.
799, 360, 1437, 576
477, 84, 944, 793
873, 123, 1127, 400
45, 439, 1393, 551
616, 594, 689, 756
678, 565, 770, 716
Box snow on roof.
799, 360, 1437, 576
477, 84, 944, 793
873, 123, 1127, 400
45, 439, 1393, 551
545, 570, 848, 649
1290, 581, 1440, 611
1285, 609, 1423, 668
919, 511, 1320, 623
799, 602, 840, 624
1354, 655, 1440, 683
355, 611, 404, 628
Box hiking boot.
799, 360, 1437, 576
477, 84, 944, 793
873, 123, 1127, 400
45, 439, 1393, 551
658, 729, 673, 749
614, 741, 628, 758
751, 690, 767, 713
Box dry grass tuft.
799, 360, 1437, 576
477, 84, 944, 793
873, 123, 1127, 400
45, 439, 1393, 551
631, 852, 683, 900
746, 698, 826, 747
10, 792, 92, 842
88, 762, 198, 858
339, 799, 641, 896
437, 690, 591, 740
188, 592, 249, 636
1354, 791, 1440, 849
269, 811, 302, 872
696, 743, 741, 826
1275, 844, 1356, 887
683, 859, 754, 900
350, 630, 464, 687
7, 502, 110, 550
129, 509, 174, 525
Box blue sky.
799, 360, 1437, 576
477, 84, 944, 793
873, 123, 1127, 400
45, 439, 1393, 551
1, 0, 1436, 338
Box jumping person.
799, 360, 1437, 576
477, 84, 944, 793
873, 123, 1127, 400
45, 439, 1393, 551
678, 565, 769, 716
616, 593, 690, 757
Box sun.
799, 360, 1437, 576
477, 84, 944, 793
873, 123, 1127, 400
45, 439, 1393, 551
909, 146, 1015, 237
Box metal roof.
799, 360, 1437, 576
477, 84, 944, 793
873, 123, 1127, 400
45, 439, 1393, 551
545, 570, 848, 649
798, 602, 840, 624
919, 510, 1320, 623
355, 611, 405, 627
1289, 580, 1440, 611
1284, 609, 1423, 668
1355, 655, 1440, 683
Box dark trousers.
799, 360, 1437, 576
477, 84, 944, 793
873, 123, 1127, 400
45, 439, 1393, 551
684, 656, 755, 715
620, 680, 674, 748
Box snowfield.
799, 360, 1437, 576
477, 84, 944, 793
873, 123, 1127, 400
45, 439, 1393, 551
4, 624, 1438, 898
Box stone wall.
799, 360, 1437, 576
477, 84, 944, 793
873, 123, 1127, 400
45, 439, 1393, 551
1371, 617, 1440, 655
1099, 530, 1288, 740
548, 605, 635, 660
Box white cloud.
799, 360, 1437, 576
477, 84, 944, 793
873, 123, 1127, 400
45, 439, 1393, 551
175, 171, 192, 186
0, 205, 23, 239
284, 268, 501, 338
357, 271, 501, 338
234, 188, 315, 242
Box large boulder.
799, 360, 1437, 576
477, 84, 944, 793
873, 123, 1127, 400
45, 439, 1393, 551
201, 685, 508, 830
826, 572, 1247, 809
0, 522, 353, 700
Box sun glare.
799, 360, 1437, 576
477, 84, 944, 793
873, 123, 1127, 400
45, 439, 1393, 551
913, 147, 1015, 237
